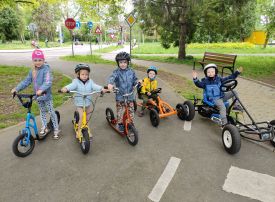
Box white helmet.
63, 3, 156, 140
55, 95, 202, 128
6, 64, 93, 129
204, 63, 218, 76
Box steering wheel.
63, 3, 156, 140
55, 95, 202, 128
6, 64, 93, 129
220, 79, 238, 92
150, 88, 162, 95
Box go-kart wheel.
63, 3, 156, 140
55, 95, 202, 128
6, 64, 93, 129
222, 124, 241, 154
176, 101, 195, 121
80, 128, 90, 154
126, 123, 138, 146
150, 108, 160, 127
12, 132, 35, 157
269, 120, 275, 147
106, 108, 115, 123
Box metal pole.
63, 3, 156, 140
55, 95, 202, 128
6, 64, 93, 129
130, 27, 132, 56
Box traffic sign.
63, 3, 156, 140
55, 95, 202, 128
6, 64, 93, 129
87, 21, 93, 29
95, 26, 102, 34
28, 23, 37, 32
110, 33, 115, 39
76, 21, 81, 28
65, 18, 76, 30
126, 13, 136, 27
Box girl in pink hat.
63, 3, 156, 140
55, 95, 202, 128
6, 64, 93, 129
11, 49, 61, 139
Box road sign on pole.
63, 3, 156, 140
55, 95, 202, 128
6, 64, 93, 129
95, 26, 102, 34
126, 13, 136, 27
75, 21, 81, 29
87, 21, 93, 29
65, 18, 76, 30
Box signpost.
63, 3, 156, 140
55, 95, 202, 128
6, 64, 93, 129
125, 13, 136, 57
65, 18, 76, 56
87, 21, 93, 55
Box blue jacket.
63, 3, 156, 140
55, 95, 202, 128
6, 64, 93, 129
108, 67, 138, 101
16, 64, 53, 101
193, 71, 240, 101
65, 78, 103, 107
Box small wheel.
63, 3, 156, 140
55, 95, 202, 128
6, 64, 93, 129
269, 120, 275, 147
150, 108, 160, 127
74, 111, 79, 123
80, 129, 90, 154
12, 132, 35, 157
222, 124, 241, 154
176, 101, 195, 121
106, 108, 115, 123
126, 123, 138, 146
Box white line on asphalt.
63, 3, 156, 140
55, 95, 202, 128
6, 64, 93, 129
148, 157, 181, 202
183, 121, 192, 131
223, 166, 275, 202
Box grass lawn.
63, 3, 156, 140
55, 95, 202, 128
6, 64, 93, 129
0, 41, 71, 50
61, 54, 116, 65
132, 42, 275, 54
94, 45, 124, 53
0, 65, 71, 129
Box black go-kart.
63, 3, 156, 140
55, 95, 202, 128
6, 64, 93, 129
192, 79, 275, 155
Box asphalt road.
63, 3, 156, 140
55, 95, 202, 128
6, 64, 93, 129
0, 46, 274, 202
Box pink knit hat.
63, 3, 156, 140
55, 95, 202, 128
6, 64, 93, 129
32, 49, 45, 60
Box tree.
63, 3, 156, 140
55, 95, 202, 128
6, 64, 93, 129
0, 7, 20, 42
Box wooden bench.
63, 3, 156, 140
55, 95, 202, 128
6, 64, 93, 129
194, 52, 237, 76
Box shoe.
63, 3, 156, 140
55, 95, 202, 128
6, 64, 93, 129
116, 124, 124, 133
40, 127, 49, 135
261, 133, 270, 140
232, 104, 243, 112
53, 129, 61, 140
137, 110, 144, 117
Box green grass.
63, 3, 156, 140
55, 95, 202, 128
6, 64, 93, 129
61, 54, 116, 65
0, 41, 71, 50
132, 42, 275, 54
94, 45, 124, 53
0, 65, 71, 129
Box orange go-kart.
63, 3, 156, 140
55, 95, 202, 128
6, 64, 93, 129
136, 87, 195, 127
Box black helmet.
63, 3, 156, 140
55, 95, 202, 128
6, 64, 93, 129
75, 64, 90, 73
115, 51, 131, 64
203, 63, 218, 76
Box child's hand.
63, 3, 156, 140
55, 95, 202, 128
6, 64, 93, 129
192, 70, 197, 79
36, 90, 43, 96
61, 87, 68, 93
108, 84, 114, 91
11, 88, 17, 94
101, 88, 109, 94
237, 66, 243, 73
147, 92, 151, 96
138, 79, 143, 84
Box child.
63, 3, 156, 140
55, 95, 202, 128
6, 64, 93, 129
61, 64, 107, 138
107, 51, 140, 133
138, 66, 158, 117
11, 49, 60, 139
192, 63, 243, 126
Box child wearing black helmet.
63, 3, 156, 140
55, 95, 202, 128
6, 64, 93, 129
61, 64, 108, 138
138, 66, 158, 117
107, 51, 141, 133
192, 64, 243, 126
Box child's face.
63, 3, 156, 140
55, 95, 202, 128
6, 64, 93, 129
33, 59, 44, 68
118, 60, 128, 69
148, 71, 156, 79
79, 69, 89, 81
207, 68, 216, 77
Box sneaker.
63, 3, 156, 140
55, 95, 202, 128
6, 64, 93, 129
137, 110, 144, 117
53, 129, 61, 140
261, 133, 270, 140
40, 127, 49, 135
116, 124, 124, 133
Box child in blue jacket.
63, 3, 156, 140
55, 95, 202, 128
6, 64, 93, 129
107, 52, 140, 133
61, 64, 107, 137
192, 63, 243, 126
11, 49, 60, 139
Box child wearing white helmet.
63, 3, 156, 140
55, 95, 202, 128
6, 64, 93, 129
192, 64, 243, 126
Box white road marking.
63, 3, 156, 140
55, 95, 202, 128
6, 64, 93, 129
183, 121, 192, 131
148, 157, 181, 202
223, 166, 275, 202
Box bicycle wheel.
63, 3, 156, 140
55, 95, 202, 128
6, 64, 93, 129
126, 123, 138, 146
106, 108, 115, 123
12, 132, 35, 157
80, 128, 90, 154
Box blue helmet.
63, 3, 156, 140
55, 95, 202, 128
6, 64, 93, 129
147, 66, 157, 74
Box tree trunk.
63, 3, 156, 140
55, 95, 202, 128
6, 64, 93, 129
263, 30, 269, 49
178, 1, 187, 60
